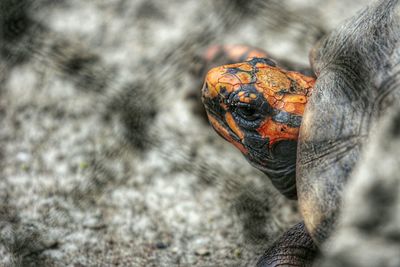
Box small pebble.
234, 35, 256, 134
155, 242, 168, 249
234, 248, 241, 258
83, 218, 106, 229
16, 152, 31, 162
195, 248, 210, 256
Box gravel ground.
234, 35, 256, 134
0, 0, 375, 266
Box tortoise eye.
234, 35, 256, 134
236, 103, 258, 120
238, 106, 256, 117
228, 88, 263, 123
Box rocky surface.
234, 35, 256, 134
0, 0, 390, 266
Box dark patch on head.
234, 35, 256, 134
227, 67, 240, 74
272, 140, 298, 161
272, 110, 302, 128
219, 86, 228, 95
226, 66, 259, 84
289, 78, 300, 92
238, 83, 261, 95
247, 57, 276, 67
243, 133, 269, 150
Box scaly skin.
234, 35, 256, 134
201, 55, 315, 199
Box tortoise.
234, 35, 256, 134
199, 0, 400, 266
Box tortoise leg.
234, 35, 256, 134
257, 222, 317, 267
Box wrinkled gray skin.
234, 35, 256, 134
298, 0, 400, 245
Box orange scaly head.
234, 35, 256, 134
201, 57, 315, 199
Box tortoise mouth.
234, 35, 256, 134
209, 111, 240, 142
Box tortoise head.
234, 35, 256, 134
201, 57, 315, 199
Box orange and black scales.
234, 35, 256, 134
201, 45, 315, 155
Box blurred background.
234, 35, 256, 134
0, 0, 376, 266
